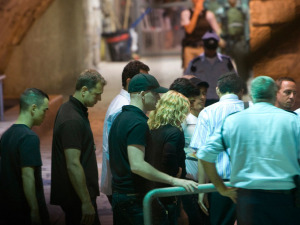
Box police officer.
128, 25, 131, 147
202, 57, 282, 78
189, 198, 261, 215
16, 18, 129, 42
185, 31, 235, 106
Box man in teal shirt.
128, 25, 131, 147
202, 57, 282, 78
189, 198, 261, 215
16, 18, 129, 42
198, 76, 300, 225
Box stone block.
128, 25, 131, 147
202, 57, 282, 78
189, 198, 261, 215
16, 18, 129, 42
250, 26, 271, 52
253, 54, 297, 77
250, 0, 296, 25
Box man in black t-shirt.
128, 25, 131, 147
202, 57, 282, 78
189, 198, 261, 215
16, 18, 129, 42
51, 69, 106, 225
109, 73, 198, 225
0, 88, 50, 225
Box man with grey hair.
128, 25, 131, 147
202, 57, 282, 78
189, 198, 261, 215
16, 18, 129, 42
197, 76, 300, 225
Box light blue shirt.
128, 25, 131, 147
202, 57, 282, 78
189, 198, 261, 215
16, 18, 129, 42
100, 89, 130, 195
190, 94, 246, 179
295, 108, 300, 115
197, 102, 300, 190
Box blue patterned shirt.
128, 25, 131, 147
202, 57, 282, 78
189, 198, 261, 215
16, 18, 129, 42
190, 94, 247, 179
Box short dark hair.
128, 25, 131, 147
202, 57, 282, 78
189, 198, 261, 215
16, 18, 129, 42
122, 60, 150, 88
276, 77, 296, 90
169, 78, 200, 98
217, 72, 243, 94
20, 88, 49, 112
76, 69, 107, 91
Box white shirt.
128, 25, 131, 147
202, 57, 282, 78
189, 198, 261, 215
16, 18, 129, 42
295, 108, 300, 115
100, 89, 130, 195
182, 113, 198, 181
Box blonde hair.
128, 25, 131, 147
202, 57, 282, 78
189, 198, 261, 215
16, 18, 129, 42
148, 90, 190, 130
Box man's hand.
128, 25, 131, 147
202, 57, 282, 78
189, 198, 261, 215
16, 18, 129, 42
219, 38, 226, 49
81, 202, 95, 225
198, 193, 209, 215
30, 209, 41, 225
219, 187, 238, 203
172, 178, 198, 192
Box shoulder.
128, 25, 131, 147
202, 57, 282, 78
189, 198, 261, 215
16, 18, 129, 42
206, 10, 216, 19
220, 54, 232, 61
163, 125, 184, 140
191, 55, 203, 64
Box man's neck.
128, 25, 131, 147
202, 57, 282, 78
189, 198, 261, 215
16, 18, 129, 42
15, 114, 33, 129
73, 92, 86, 107
218, 92, 236, 98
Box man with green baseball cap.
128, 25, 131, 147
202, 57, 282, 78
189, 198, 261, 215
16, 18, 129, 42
109, 73, 198, 225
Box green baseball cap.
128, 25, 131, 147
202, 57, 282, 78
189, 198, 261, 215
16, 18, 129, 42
128, 73, 168, 93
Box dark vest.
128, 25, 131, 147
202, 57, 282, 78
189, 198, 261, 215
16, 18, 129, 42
182, 9, 212, 47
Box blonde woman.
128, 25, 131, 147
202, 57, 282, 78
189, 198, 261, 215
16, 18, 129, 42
146, 90, 190, 225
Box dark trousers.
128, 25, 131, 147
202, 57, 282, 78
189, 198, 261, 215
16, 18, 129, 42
61, 198, 101, 225
181, 194, 210, 225
208, 192, 236, 225
112, 192, 144, 225
237, 189, 300, 225
153, 198, 179, 225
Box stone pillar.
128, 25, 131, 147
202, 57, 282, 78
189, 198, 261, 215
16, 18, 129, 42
250, 0, 300, 109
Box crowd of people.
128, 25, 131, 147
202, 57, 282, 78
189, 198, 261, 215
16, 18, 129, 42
0, 59, 299, 225
0, 1, 299, 225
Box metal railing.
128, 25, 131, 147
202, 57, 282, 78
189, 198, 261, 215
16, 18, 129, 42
143, 182, 231, 225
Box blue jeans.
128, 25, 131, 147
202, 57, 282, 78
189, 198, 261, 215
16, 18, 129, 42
112, 192, 144, 225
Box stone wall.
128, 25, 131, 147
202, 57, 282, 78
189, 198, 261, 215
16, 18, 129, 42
1, 0, 102, 98
250, 0, 300, 109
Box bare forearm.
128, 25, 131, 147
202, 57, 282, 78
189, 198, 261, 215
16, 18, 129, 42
23, 174, 39, 211
185, 10, 200, 34
198, 159, 205, 184
67, 163, 91, 204
200, 160, 227, 193
131, 160, 175, 186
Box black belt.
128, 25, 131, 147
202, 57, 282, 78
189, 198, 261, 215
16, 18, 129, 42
239, 188, 295, 195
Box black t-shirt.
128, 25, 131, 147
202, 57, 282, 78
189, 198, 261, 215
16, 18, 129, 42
50, 96, 99, 206
146, 124, 186, 191
109, 105, 149, 194
0, 124, 49, 223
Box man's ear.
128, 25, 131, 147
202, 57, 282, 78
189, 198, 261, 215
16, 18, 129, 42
125, 78, 131, 90
126, 78, 131, 86
30, 104, 37, 115
81, 86, 88, 96
216, 87, 220, 95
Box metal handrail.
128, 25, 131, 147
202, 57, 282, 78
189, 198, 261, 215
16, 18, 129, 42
143, 182, 231, 225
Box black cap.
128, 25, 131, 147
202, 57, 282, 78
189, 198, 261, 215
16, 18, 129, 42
128, 73, 168, 93
189, 77, 209, 88
202, 31, 219, 50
